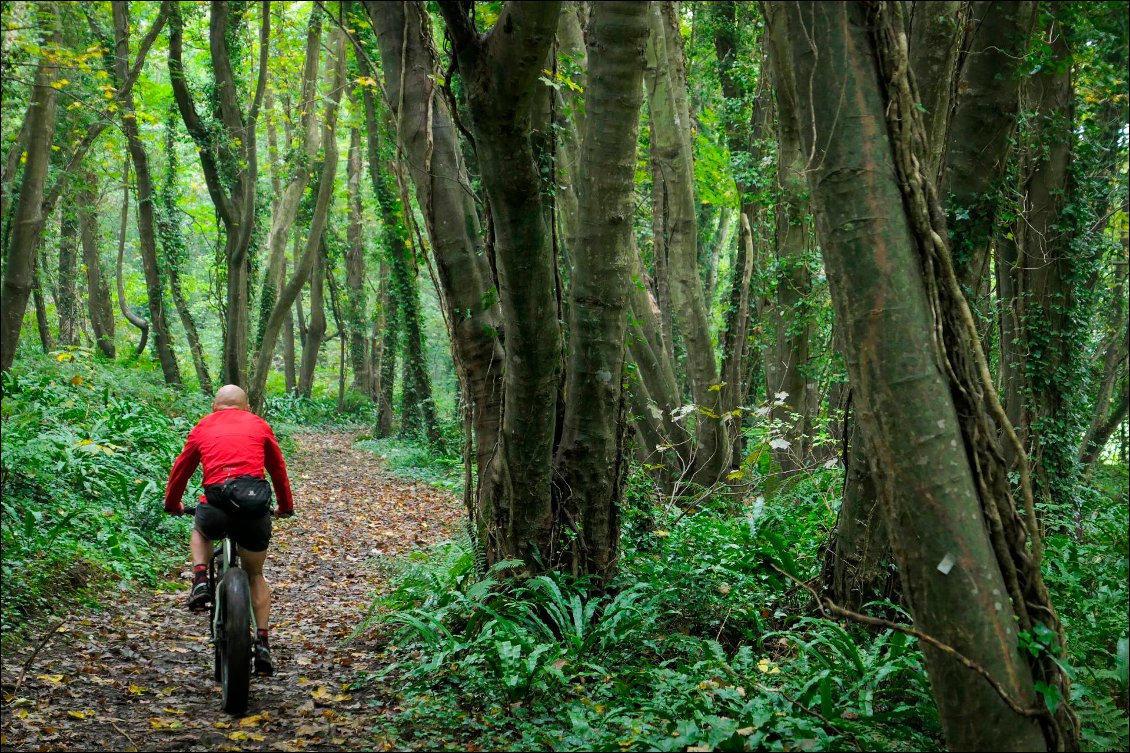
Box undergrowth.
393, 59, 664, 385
352, 466, 943, 752
0, 350, 207, 650
354, 438, 1128, 751
354, 437, 465, 495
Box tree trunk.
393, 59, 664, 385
765, 26, 814, 471
821, 394, 897, 612
907, 1, 970, 182
552, 1, 588, 288
363, 90, 400, 437
0, 2, 59, 372
999, 16, 1080, 503
255, 6, 321, 367
324, 247, 347, 411
112, 0, 180, 386
823, 0, 971, 609
387, 164, 441, 446
345, 126, 369, 393
248, 25, 346, 411
365, 101, 439, 444
704, 206, 736, 308
283, 269, 297, 393
719, 214, 756, 464
1, 108, 31, 251
711, 0, 774, 466
1080, 268, 1128, 470
644, 1, 730, 484
368, 0, 505, 544
626, 245, 694, 479
159, 111, 212, 394
32, 250, 52, 353
169, 0, 270, 386
77, 174, 115, 359
299, 240, 327, 398
56, 203, 78, 346
942, 1, 1037, 298
115, 161, 149, 357
436, 0, 563, 566
767, 3, 1054, 749
553, 0, 650, 578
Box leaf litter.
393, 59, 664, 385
0, 431, 463, 752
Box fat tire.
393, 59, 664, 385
219, 568, 252, 715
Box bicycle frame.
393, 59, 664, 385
210, 537, 258, 643
183, 504, 258, 714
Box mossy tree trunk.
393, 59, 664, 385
0, 2, 59, 372
77, 173, 116, 359
765, 3, 1052, 749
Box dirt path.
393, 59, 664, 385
1, 432, 464, 752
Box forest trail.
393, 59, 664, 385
0, 431, 464, 752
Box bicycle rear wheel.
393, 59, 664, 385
219, 568, 253, 714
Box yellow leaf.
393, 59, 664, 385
726, 470, 744, 481
213, 721, 232, 729
708, 382, 725, 392
56, 352, 74, 362
128, 683, 146, 694
70, 375, 84, 386
654, 530, 670, 538
239, 713, 267, 727
67, 710, 92, 719
149, 717, 183, 730
228, 730, 265, 742
37, 674, 64, 684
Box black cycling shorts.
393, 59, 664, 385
194, 501, 272, 553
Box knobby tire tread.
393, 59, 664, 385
219, 567, 252, 715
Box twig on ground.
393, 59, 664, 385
10, 616, 67, 697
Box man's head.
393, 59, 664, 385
212, 384, 250, 412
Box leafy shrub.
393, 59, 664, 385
264, 390, 378, 429
1042, 464, 1130, 751
0, 351, 200, 648
354, 437, 465, 494
355, 465, 941, 752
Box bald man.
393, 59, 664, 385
164, 384, 294, 676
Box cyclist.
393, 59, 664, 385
163, 384, 294, 676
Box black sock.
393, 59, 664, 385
257, 628, 270, 649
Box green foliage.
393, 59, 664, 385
0, 351, 207, 650
1042, 462, 1130, 751
354, 469, 940, 752
354, 437, 464, 495
264, 391, 378, 431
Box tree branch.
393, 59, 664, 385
39, 1, 171, 219
169, 2, 235, 226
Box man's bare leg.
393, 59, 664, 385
190, 527, 212, 568
239, 547, 270, 630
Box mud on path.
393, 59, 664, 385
1, 431, 464, 752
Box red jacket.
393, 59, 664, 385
164, 408, 294, 515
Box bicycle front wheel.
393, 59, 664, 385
219, 568, 253, 715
